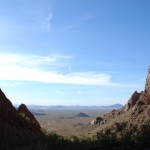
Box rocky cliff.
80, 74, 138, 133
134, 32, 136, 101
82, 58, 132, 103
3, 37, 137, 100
124, 67, 150, 118
0, 89, 42, 145
17, 103, 41, 129
85, 67, 150, 139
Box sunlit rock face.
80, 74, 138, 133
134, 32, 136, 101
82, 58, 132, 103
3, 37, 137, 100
125, 67, 150, 112
129, 91, 141, 107
145, 67, 150, 92
142, 67, 150, 105
146, 105, 150, 117
124, 91, 141, 111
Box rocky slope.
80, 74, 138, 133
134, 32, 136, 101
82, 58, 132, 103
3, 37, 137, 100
124, 67, 150, 118
79, 67, 150, 139
0, 89, 42, 149
17, 103, 41, 130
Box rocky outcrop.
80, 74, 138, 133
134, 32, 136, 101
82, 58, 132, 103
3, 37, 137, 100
146, 105, 150, 117
0, 89, 18, 126
124, 91, 141, 111
121, 67, 150, 121
18, 104, 41, 129
140, 67, 150, 105
97, 67, 150, 128
96, 117, 103, 124
124, 67, 150, 112
145, 67, 150, 92
0, 88, 41, 134
0, 88, 16, 113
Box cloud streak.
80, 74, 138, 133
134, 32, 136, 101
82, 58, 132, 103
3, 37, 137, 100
0, 53, 134, 87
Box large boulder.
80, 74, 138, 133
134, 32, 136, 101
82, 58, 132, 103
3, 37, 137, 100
124, 91, 141, 111
96, 116, 103, 124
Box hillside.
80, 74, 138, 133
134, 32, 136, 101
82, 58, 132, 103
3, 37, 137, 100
74, 112, 89, 117
76, 67, 150, 148
0, 68, 150, 149
0, 89, 42, 149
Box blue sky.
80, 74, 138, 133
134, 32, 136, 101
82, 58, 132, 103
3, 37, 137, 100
0, 0, 150, 105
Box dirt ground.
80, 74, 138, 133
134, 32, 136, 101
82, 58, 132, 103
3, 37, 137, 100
34, 107, 112, 137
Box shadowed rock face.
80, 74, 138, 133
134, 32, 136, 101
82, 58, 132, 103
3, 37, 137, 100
96, 117, 103, 124
0, 89, 17, 124
142, 67, 150, 105
18, 104, 41, 129
0, 89, 16, 112
0, 89, 41, 134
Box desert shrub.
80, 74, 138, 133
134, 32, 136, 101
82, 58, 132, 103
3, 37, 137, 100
96, 121, 150, 149
1, 121, 150, 150
96, 128, 117, 148
44, 132, 92, 150
135, 121, 150, 146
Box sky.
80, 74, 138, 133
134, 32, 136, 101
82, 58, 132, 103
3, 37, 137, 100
0, 0, 150, 106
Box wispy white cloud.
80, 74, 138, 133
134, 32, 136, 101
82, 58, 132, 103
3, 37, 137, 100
61, 13, 98, 34
41, 13, 53, 31
0, 53, 135, 87
0, 0, 53, 35
0, 53, 71, 68
0, 81, 17, 87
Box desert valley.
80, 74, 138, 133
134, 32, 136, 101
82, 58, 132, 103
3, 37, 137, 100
0, 68, 150, 149
1, 1, 150, 149
32, 105, 119, 136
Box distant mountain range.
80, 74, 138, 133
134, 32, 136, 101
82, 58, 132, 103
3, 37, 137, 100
1, 67, 150, 149
14, 103, 123, 110
97, 104, 123, 109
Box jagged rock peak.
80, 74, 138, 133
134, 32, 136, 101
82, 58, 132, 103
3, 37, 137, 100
124, 90, 141, 111
0, 90, 42, 145
18, 104, 41, 129
145, 66, 150, 92
0, 88, 7, 99
0, 88, 16, 113
18, 103, 36, 120
125, 66, 150, 111
18, 103, 28, 111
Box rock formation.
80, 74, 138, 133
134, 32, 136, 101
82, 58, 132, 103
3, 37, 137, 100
124, 67, 150, 113
146, 105, 150, 117
124, 91, 141, 111
0, 88, 41, 135
0, 88, 16, 114
90, 67, 150, 128
145, 66, 150, 92
18, 104, 41, 129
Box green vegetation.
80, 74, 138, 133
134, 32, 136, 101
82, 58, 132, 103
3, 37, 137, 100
0, 121, 150, 150
96, 121, 150, 149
